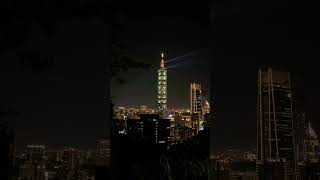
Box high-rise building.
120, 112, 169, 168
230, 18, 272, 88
202, 98, 211, 130
96, 139, 110, 166
26, 145, 46, 162
181, 112, 192, 128
203, 98, 210, 114
62, 148, 78, 171
304, 122, 320, 162
158, 52, 167, 117
295, 113, 307, 162
190, 83, 203, 114
190, 83, 203, 134
256, 68, 297, 180
20, 145, 46, 180
46, 149, 63, 162
19, 160, 34, 180
94, 139, 110, 180
127, 114, 170, 150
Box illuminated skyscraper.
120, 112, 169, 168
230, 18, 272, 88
190, 83, 203, 114
158, 52, 167, 116
257, 68, 297, 180
190, 83, 203, 134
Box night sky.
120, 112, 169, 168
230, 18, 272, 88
0, 15, 110, 150
111, 1, 210, 109
211, 0, 320, 149
1, 0, 320, 151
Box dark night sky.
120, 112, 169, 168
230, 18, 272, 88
112, 0, 320, 150
211, 0, 320, 149
0, 17, 109, 150
1, 0, 320, 151
111, 1, 210, 109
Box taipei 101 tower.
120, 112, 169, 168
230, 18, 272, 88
157, 51, 167, 117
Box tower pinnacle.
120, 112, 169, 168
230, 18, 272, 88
160, 52, 165, 68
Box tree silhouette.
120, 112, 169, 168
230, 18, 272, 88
1, 0, 150, 74
111, 40, 150, 84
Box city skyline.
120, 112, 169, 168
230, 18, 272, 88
0, 0, 320, 170
111, 49, 210, 109
2, 0, 320, 179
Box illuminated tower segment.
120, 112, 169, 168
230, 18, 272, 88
190, 83, 203, 134
190, 83, 203, 114
158, 52, 167, 114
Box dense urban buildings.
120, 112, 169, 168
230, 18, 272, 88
9, 142, 109, 180
126, 114, 171, 151
3, 51, 320, 180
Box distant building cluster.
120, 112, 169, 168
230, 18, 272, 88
214, 149, 257, 162
3, 50, 320, 180
114, 105, 211, 145
11, 140, 110, 180
114, 52, 211, 145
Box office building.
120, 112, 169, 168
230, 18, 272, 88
63, 148, 78, 171
190, 83, 203, 114
26, 145, 46, 162
127, 114, 170, 150
190, 83, 203, 133
96, 139, 110, 166
95, 139, 110, 180
19, 160, 34, 180
295, 113, 307, 162
256, 68, 297, 180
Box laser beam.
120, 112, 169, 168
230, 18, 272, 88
165, 49, 203, 63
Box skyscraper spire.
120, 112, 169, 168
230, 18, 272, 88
160, 52, 165, 69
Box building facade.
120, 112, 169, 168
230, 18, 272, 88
158, 52, 167, 117
127, 114, 171, 150
256, 68, 297, 180
190, 83, 203, 134
190, 83, 203, 114
96, 139, 110, 167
